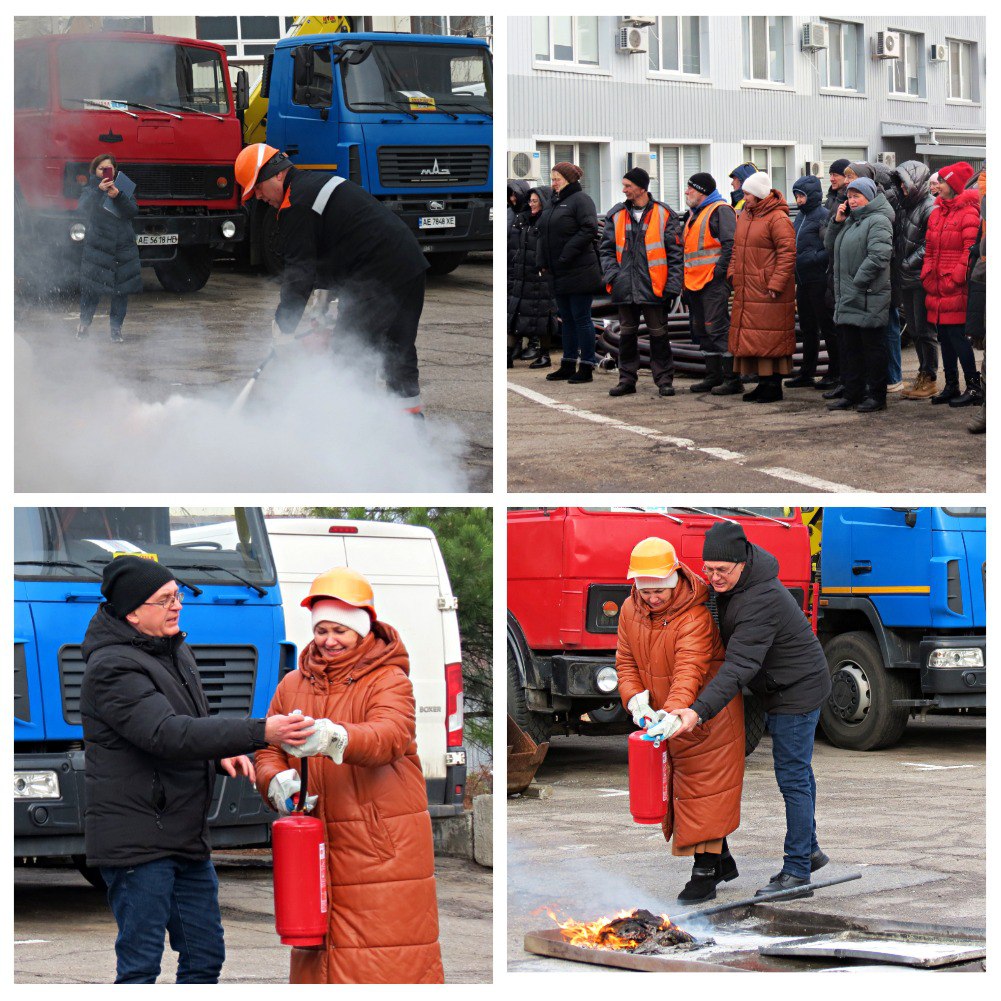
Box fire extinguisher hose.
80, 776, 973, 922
297, 756, 309, 813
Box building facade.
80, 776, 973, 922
508, 15, 986, 213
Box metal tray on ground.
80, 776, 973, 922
759, 931, 986, 968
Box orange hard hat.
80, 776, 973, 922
235, 143, 288, 203
301, 567, 376, 619
626, 537, 680, 580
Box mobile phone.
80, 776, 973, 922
102, 166, 114, 180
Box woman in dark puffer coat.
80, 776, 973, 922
77, 153, 142, 342
508, 187, 556, 368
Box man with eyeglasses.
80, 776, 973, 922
80, 556, 316, 983
666, 522, 832, 900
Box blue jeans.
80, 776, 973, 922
767, 708, 821, 880
80, 291, 129, 330
554, 293, 596, 367
886, 305, 902, 384
100, 857, 225, 984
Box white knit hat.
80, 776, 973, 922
741, 171, 772, 200
311, 598, 371, 637
634, 572, 679, 590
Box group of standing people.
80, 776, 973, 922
507, 156, 985, 431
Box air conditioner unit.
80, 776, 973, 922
507, 150, 541, 182
803, 161, 826, 178
929, 43, 949, 62
801, 23, 829, 51
621, 15, 657, 27
628, 151, 659, 181
876, 151, 897, 169
873, 30, 901, 59
616, 25, 649, 55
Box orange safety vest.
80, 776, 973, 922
683, 200, 725, 291
608, 202, 670, 297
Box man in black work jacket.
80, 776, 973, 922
242, 145, 430, 414
666, 523, 833, 899
80, 556, 314, 983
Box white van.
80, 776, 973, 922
175, 517, 466, 817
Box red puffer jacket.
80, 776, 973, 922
921, 187, 981, 324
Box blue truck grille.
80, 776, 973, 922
14, 644, 31, 724
377, 145, 490, 186
58, 644, 258, 724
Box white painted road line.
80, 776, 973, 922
902, 762, 977, 771
508, 383, 858, 492
15, 940, 48, 945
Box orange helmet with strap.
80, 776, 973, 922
626, 537, 681, 580
301, 567, 376, 619
235, 143, 290, 203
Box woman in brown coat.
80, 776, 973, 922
726, 171, 797, 403
255, 568, 444, 984
616, 537, 745, 903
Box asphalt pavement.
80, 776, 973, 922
14, 853, 491, 984
508, 346, 985, 492
507, 715, 985, 972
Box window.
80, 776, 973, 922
654, 145, 706, 210
196, 16, 297, 58
649, 17, 702, 75
948, 39, 975, 100
411, 16, 489, 40
14, 45, 48, 110
744, 145, 790, 199
888, 31, 922, 96
742, 16, 789, 83
818, 20, 860, 90
537, 141, 602, 206
532, 16, 599, 66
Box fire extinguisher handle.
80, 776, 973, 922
296, 757, 309, 813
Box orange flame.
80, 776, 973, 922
542, 907, 681, 952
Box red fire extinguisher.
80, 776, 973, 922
272, 757, 328, 947
628, 729, 668, 825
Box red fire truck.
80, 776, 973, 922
507, 507, 814, 752
14, 32, 250, 294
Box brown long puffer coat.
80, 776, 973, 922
727, 191, 797, 358
616, 566, 745, 848
255, 621, 444, 984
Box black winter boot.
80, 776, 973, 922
520, 337, 542, 362
568, 364, 593, 384
710, 355, 743, 395
677, 853, 721, 903
948, 372, 983, 408
546, 360, 577, 381
752, 374, 783, 403
690, 354, 724, 393
931, 379, 961, 405
718, 837, 739, 882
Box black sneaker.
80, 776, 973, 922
110, 328, 124, 343
658, 384, 676, 397
771, 850, 828, 882
821, 383, 845, 400
756, 872, 813, 900
784, 374, 817, 388
855, 397, 886, 413
826, 398, 853, 411
609, 383, 635, 397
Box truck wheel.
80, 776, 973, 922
820, 631, 911, 751
743, 691, 766, 757
153, 247, 213, 293
426, 252, 467, 276
507, 638, 552, 745
72, 855, 106, 890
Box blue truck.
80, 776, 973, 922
249, 31, 492, 275
815, 506, 986, 750
14, 506, 295, 885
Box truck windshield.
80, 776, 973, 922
341, 43, 492, 115
57, 40, 230, 115
941, 508, 986, 518
584, 507, 793, 520
14, 508, 274, 586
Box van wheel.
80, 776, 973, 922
743, 692, 766, 756
820, 631, 910, 751
507, 639, 552, 745
72, 855, 106, 890
154, 247, 213, 293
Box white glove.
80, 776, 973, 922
627, 690, 665, 729
267, 768, 318, 815
283, 717, 349, 765
646, 712, 682, 740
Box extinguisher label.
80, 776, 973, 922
661, 752, 668, 804
318, 842, 328, 914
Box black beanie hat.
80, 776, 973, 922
702, 522, 749, 564
623, 167, 650, 191
829, 158, 851, 177
101, 556, 177, 619
687, 172, 716, 195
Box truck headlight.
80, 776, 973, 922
488, 206, 494, 222
221, 221, 236, 238
596, 666, 619, 693
14, 771, 60, 799
928, 648, 984, 669
70, 223, 86, 242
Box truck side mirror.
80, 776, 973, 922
235, 69, 249, 114
890, 507, 918, 528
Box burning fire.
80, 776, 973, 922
540, 907, 691, 952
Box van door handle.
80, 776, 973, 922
285, 145, 300, 156
63, 592, 103, 602
852, 562, 872, 576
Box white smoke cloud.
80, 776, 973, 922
15, 329, 468, 492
